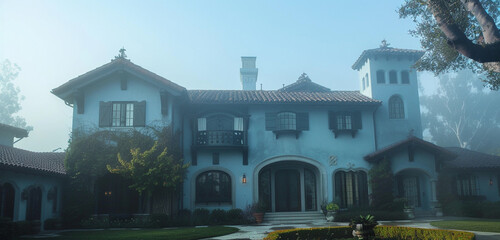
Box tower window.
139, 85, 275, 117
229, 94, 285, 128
401, 71, 410, 84
389, 95, 405, 119
376, 70, 385, 84
365, 73, 369, 87
389, 70, 397, 84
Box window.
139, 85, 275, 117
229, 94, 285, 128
335, 171, 368, 208
365, 73, 369, 87
113, 103, 134, 126
277, 112, 296, 130
99, 101, 146, 127
196, 171, 231, 204
329, 112, 362, 138
389, 70, 397, 84
337, 114, 352, 130
457, 175, 479, 197
0, 183, 15, 219
376, 70, 385, 84
401, 71, 410, 84
389, 96, 405, 119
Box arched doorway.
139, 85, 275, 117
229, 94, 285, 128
395, 169, 431, 210
0, 183, 15, 219
258, 161, 319, 212
26, 186, 42, 221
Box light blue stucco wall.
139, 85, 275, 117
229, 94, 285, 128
0, 131, 16, 146
0, 170, 63, 229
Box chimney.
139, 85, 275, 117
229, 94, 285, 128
240, 57, 258, 90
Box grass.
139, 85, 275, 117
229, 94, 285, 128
430, 220, 500, 233
25, 226, 239, 240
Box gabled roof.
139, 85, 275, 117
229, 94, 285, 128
444, 147, 500, 169
52, 57, 186, 101
352, 42, 425, 70
188, 90, 381, 105
279, 73, 331, 92
0, 145, 66, 175
0, 123, 28, 138
364, 137, 456, 162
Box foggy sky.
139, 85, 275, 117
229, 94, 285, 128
0, 0, 438, 152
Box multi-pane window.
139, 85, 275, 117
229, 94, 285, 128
376, 70, 385, 84
389, 96, 405, 119
389, 70, 397, 84
277, 112, 296, 130
337, 114, 352, 130
112, 103, 134, 127
335, 171, 368, 208
457, 175, 479, 196
401, 71, 410, 84
196, 171, 231, 204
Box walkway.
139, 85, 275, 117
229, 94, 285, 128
203, 217, 500, 240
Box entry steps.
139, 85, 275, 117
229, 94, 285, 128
263, 211, 325, 224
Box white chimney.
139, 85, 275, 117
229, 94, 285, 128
240, 57, 258, 90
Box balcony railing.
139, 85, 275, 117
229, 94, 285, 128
195, 130, 247, 147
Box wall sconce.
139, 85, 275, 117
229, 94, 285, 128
242, 174, 247, 184
104, 191, 112, 196
490, 178, 493, 186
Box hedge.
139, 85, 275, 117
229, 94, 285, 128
264, 225, 475, 240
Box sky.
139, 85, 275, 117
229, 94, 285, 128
0, 0, 439, 152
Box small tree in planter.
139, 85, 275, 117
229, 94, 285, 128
350, 214, 378, 239
250, 201, 267, 224
325, 202, 339, 222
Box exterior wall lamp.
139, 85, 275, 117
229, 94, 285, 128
490, 178, 493, 186
242, 174, 247, 184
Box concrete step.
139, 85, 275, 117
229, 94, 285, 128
263, 211, 325, 224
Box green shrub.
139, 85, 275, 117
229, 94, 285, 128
335, 209, 407, 222
374, 225, 475, 240
227, 208, 244, 224
193, 208, 210, 226
149, 214, 169, 227
44, 218, 62, 230
173, 209, 192, 226
443, 200, 500, 219
263, 226, 352, 240
210, 209, 227, 225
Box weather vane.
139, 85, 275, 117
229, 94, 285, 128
115, 47, 127, 59
380, 40, 390, 48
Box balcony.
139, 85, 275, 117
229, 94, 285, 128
194, 130, 247, 148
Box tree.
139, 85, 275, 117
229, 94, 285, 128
421, 70, 500, 154
0, 59, 32, 130
368, 158, 395, 210
399, 0, 500, 89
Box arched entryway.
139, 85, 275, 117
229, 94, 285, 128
0, 183, 15, 219
258, 160, 320, 212
395, 169, 431, 210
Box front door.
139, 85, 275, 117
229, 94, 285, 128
403, 176, 420, 208
275, 170, 301, 212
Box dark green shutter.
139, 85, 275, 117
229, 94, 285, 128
329, 112, 337, 130
353, 111, 362, 129
265, 112, 276, 130
160, 92, 168, 115
99, 101, 112, 127
134, 101, 146, 126
296, 112, 309, 130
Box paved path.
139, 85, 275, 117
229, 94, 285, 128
203, 217, 500, 240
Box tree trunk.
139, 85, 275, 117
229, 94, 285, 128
151, 190, 179, 216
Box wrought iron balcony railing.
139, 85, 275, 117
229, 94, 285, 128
195, 130, 247, 147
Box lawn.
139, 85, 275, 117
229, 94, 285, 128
430, 220, 500, 233
26, 226, 239, 240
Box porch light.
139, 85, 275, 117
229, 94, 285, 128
242, 174, 247, 184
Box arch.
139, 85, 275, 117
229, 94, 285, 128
401, 70, 410, 84
389, 95, 405, 119
389, 70, 398, 84
394, 168, 432, 209
190, 167, 235, 208
376, 70, 385, 84
0, 183, 15, 219
333, 169, 369, 208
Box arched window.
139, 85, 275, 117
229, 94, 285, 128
277, 112, 296, 130
196, 171, 231, 204
0, 183, 15, 219
334, 171, 368, 208
376, 70, 385, 84
401, 71, 410, 84
389, 70, 397, 84
389, 96, 405, 119
365, 73, 369, 87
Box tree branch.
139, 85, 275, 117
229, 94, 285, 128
460, 0, 500, 43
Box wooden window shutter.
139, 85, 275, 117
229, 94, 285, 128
75, 92, 84, 114
296, 112, 309, 131
329, 112, 337, 130
133, 101, 146, 126
265, 112, 277, 131
160, 92, 168, 115
99, 101, 112, 127
352, 111, 362, 129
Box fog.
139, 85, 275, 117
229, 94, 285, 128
0, 0, 440, 152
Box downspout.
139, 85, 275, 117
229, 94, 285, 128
372, 105, 380, 151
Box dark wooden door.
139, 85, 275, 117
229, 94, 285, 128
275, 170, 301, 212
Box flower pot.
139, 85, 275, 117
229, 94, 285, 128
252, 212, 265, 224
326, 210, 336, 222
404, 208, 415, 219
352, 224, 375, 239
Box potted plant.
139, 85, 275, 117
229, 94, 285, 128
349, 214, 378, 239
251, 201, 267, 224
325, 202, 339, 222
402, 199, 415, 219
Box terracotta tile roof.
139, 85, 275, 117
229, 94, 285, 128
0, 145, 66, 175
444, 147, 500, 169
352, 46, 425, 70
364, 137, 456, 162
52, 58, 186, 99
188, 90, 381, 105
0, 123, 28, 138
279, 73, 331, 92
